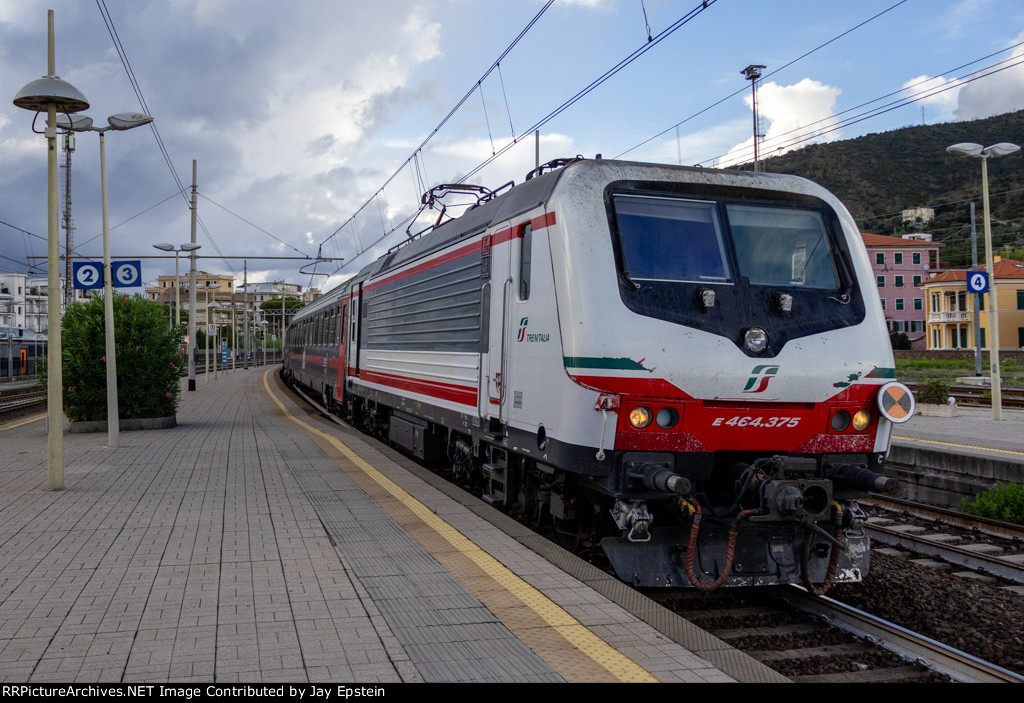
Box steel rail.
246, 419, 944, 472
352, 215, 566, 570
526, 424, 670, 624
782, 586, 1024, 683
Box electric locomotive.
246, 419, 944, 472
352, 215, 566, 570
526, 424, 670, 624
284, 157, 912, 591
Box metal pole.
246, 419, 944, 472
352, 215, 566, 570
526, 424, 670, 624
970, 202, 982, 376
174, 250, 181, 330
100, 132, 119, 448
187, 160, 198, 391
981, 156, 1002, 420
243, 261, 249, 369
45, 13, 63, 490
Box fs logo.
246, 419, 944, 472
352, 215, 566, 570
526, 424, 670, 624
743, 364, 779, 393
517, 317, 528, 342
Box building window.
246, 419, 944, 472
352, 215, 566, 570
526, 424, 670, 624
911, 320, 924, 333
1017, 290, 1024, 310
895, 298, 904, 311
894, 253, 903, 265
913, 275, 922, 287
895, 275, 904, 287
880, 298, 886, 310
930, 293, 939, 311
877, 275, 885, 288
876, 252, 885, 265
913, 252, 921, 265
914, 298, 922, 310
980, 328, 986, 348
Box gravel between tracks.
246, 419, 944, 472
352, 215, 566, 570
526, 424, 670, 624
829, 550, 1024, 675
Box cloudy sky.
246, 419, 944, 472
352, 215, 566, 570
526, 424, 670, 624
2, 0, 1023, 295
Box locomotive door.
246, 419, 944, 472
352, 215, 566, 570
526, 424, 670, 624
350, 283, 362, 377
482, 221, 512, 421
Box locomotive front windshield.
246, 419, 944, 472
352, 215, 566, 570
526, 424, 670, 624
608, 188, 863, 355
613, 194, 840, 290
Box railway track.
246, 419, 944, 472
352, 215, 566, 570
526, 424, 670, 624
862, 496, 1024, 585
651, 585, 1023, 682
906, 383, 1024, 409
0, 389, 45, 415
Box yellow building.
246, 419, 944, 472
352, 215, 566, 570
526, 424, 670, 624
146, 271, 235, 326
922, 256, 1024, 350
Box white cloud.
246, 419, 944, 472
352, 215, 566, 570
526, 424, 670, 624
955, 30, 1024, 120
903, 75, 962, 123
718, 78, 841, 168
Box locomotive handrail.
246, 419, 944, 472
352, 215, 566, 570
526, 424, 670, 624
498, 276, 513, 419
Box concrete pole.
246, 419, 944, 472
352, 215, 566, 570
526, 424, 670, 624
45, 13, 63, 490
100, 132, 119, 448
981, 156, 1003, 421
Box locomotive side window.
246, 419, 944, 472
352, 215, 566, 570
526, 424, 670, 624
726, 204, 839, 290
612, 195, 732, 284
519, 223, 532, 300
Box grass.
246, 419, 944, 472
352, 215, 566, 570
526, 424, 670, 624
895, 358, 1024, 388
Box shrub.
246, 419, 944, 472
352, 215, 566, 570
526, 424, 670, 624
889, 330, 911, 350
961, 482, 1024, 525
43, 294, 183, 422
917, 378, 950, 405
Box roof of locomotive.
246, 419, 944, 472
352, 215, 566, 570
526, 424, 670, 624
293, 158, 845, 323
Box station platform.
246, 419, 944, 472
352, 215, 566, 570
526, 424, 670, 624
0, 367, 781, 684
886, 404, 1024, 503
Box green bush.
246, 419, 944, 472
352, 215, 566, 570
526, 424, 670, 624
43, 294, 183, 421
961, 482, 1024, 525
916, 378, 950, 405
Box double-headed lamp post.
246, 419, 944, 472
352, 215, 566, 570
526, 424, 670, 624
153, 243, 201, 331
13, 10, 90, 489
59, 112, 154, 448
947, 141, 1021, 421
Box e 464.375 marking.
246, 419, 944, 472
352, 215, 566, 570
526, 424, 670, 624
712, 415, 801, 428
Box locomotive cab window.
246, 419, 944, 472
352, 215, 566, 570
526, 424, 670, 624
607, 185, 864, 356
612, 195, 732, 284
726, 204, 840, 290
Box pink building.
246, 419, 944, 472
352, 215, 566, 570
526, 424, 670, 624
861, 233, 943, 348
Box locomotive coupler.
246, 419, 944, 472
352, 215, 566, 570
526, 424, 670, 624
610, 500, 653, 542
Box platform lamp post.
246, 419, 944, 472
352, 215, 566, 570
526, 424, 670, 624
59, 112, 153, 449
13, 11, 90, 489
260, 319, 268, 367
947, 142, 1021, 421
201, 283, 221, 380
208, 302, 222, 379
153, 243, 201, 331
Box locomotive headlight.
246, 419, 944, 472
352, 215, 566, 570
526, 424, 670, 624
830, 410, 851, 432
852, 409, 872, 431
656, 407, 679, 429
629, 406, 653, 429
743, 327, 769, 354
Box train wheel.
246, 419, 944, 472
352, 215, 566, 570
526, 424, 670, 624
551, 517, 583, 551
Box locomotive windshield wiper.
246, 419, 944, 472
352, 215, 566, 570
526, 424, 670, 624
620, 270, 641, 291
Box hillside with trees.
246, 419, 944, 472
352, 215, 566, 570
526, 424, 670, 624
736, 110, 1024, 268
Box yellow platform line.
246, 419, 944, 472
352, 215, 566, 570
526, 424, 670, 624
0, 413, 45, 432
894, 434, 1024, 458
261, 370, 658, 683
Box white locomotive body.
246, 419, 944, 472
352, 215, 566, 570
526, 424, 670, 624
285, 158, 912, 590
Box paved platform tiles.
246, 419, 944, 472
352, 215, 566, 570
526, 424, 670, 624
891, 404, 1024, 462
0, 367, 778, 684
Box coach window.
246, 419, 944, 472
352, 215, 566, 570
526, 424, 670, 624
519, 223, 533, 300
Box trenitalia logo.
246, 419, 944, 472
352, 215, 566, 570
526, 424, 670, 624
517, 317, 528, 342
743, 364, 779, 393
